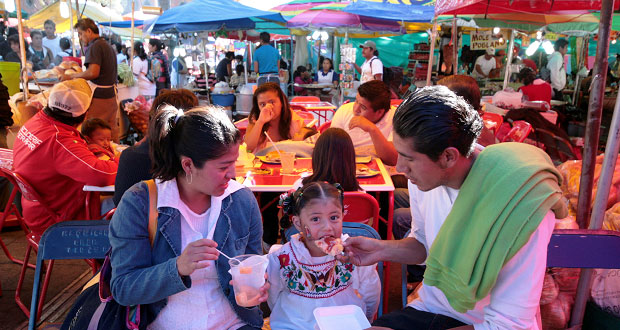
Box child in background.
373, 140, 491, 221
293, 65, 312, 95
267, 182, 381, 330
230, 64, 245, 87
81, 118, 116, 160
296, 128, 361, 192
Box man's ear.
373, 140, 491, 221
439, 147, 461, 169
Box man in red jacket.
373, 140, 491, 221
13, 78, 118, 236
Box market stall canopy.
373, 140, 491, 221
286, 1, 405, 34
150, 0, 286, 33
343, 0, 435, 22
26, 0, 122, 32
435, 0, 620, 16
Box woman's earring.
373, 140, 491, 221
186, 171, 193, 185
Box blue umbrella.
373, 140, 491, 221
151, 0, 286, 33
342, 0, 435, 23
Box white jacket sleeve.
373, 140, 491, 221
473, 211, 555, 330
356, 264, 382, 320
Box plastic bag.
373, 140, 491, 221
604, 202, 620, 231
123, 95, 152, 135
555, 215, 579, 230
551, 268, 581, 293
591, 269, 620, 317
541, 272, 559, 305
541, 292, 574, 330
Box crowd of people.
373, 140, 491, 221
0, 18, 579, 330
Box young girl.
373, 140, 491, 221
267, 182, 381, 329
245, 82, 305, 153
295, 128, 361, 192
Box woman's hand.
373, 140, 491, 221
229, 273, 270, 304
176, 238, 220, 276
257, 104, 275, 124
336, 236, 384, 266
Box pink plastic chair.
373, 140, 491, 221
291, 96, 320, 102
481, 112, 504, 136
502, 120, 533, 143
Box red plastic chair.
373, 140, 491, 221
318, 121, 331, 133
291, 96, 320, 102
289, 104, 308, 112
501, 120, 533, 143
390, 99, 403, 107
294, 110, 315, 121
1, 168, 97, 319
481, 112, 504, 136
343, 192, 380, 232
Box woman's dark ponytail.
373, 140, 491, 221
149, 106, 183, 180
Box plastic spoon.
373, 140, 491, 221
263, 131, 283, 160
216, 248, 239, 263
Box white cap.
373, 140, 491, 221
48, 78, 92, 117
486, 47, 495, 55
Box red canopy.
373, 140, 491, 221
435, 0, 619, 16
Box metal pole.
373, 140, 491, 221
570, 56, 620, 330
290, 35, 295, 96
575, 0, 615, 230
503, 29, 515, 90
69, 0, 76, 57
452, 16, 458, 75
203, 40, 209, 93
244, 40, 248, 84
426, 19, 439, 86
130, 1, 135, 71
573, 36, 589, 106
14, 0, 28, 99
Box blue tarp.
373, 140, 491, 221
98, 20, 146, 28
343, 0, 435, 23
151, 0, 286, 33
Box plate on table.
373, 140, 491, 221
257, 156, 280, 164
355, 164, 380, 178
355, 156, 372, 164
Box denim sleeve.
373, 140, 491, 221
243, 188, 263, 256
109, 183, 190, 306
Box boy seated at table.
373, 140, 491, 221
81, 118, 117, 160
293, 66, 312, 96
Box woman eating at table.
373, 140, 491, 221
245, 82, 306, 153
293, 66, 313, 96
109, 105, 268, 329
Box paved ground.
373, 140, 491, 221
0, 225, 405, 329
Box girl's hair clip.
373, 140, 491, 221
278, 188, 301, 215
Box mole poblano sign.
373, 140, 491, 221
471, 30, 507, 50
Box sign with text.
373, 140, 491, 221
470, 30, 507, 50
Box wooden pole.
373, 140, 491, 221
426, 19, 438, 86
452, 16, 458, 75
575, 0, 615, 230
14, 0, 28, 99
68, 0, 76, 57
570, 0, 616, 327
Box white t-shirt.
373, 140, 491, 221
149, 179, 246, 330
360, 56, 383, 84
117, 53, 127, 65
132, 56, 156, 97
547, 51, 566, 91
330, 102, 394, 151
406, 179, 556, 329
472, 55, 496, 79
42, 36, 62, 58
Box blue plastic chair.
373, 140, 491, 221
28, 220, 111, 330
399, 229, 620, 327
283, 222, 384, 317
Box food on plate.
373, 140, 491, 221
356, 164, 370, 173
265, 151, 281, 162
315, 236, 344, 256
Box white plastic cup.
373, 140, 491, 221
228, 254, 269, 307
280, 152, 295, 174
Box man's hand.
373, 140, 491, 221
349, 116, 376, 133
257, 104, 275, 124
336, 236, 384, 266
176, 238, 219, 276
